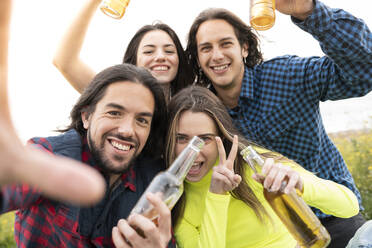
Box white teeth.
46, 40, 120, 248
192, 162, 202, 167
152, 66, 168, 71
111, 141, 130, 151
212, 65, 228, 71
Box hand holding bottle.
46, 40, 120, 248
252, 158, 303, 195
275, 0, 314, 20
242, 146, 331, 248
112, 192, 172, 248
209, 135, 242, 195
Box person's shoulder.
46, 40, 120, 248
28, 129, 82, 156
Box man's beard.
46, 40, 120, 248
87, 130, 137, 175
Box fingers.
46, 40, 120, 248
226, 135, 238, 170
112, 226, 131, 248
145, 192, 171, 243
216, 136, 226, 165
233, 174, 242, 185
116, 218, 147, 247
115, 193, 171, 248
261, 159, 302, 194
252, 173, 265, 184
285, 172, 303, 194
210, 166, 241, 194
261, 158, 275, 189
13, 146, 106, 206
216, 135, 238, 171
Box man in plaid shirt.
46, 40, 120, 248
1, 63, 175, 248
186, 0, 372, 247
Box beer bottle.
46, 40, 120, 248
241, 146, 331, 248
100, 0, 130, 19
130, 136, 204, 228
250, 0, 276, 31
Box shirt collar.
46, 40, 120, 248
81, 136, 136, 192
240, 66, 255, 100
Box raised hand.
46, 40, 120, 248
0, 0, 105, 206
112, 192, 172, 248
252, 158, 303, 194
275, 0, 314, 20
209, 135, 242, 195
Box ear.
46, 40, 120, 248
81, 111, 91, 130
242, 43, 249, 58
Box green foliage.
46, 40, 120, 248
0, 211, 16, 248
330, 128, 372, 220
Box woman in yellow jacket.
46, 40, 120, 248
165, 86, 359, 248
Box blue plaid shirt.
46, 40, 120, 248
229, 1, 372, 218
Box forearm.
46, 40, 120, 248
52, 0, 100, 93
294, 1, 372, 88
294, 166, 359, 218
0, 0, 11, 120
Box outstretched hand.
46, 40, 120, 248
209, 135, 242, 195
0, 0, 105, 206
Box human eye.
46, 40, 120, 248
176, 135, 189, 144
107, 111, 121, 117
199, 45, 211, 53
165, 49, 176, 54
200, 135, 214, 144
137, 117, 151, 127
222, 41, 233, 47
143, 50, 154, 55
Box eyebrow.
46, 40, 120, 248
198, 37, 235, 48
105, 103, 153, 117
142, 44, 176, 48
177, 133, 216, 137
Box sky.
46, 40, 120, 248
7, 0, 372, 142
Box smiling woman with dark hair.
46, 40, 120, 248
53, 0, 193, 102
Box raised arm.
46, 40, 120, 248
52, 0, 101, 93
0, 0, 104, 209
279, 0, 372, 100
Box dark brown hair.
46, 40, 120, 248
186, 8, 263, 86
62, 63, 167, 158
123, 22, 193, 96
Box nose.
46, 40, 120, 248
154, 50, 166, 61
117, 118, 135, 137
211, 47, 224, 61
195, 152, 205, 162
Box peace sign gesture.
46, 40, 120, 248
209, 135, 242, 195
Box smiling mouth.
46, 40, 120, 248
109, 139, 134, 152
210, 64, 230, 73
151, 65, 170, 72
188, 161, 204, 175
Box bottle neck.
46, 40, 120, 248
167, 145, 200, 184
